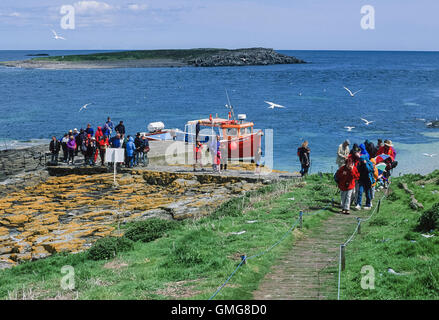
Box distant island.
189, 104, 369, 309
0, 48, 305, 69
25, 53, 50, 57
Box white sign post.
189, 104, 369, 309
105, 148, 125, 186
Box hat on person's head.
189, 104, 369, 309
136, 132, 140, 136
69, 130, 73, 133
344, 139, 350, 145
384, 140, 393, 147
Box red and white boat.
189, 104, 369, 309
183, 113, 263, 162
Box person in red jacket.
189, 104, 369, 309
97, 135, 109, 166
336, 158, 360, 215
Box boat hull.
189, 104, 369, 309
222, 132, 262, 161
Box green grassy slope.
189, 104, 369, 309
0, 174, 338, 300
339, 170, 439, 299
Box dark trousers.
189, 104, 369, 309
300, 164, 309, 176
99, 149, 106, 165
68, 149, 75, 164
62, 145, 68, 161
51, 152, 59, 163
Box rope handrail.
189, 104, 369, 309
337, 189, 388, 300
208, 202, 332, 300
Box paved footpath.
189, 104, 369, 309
253, 206, 371, 300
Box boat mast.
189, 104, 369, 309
225, 89, 236, 121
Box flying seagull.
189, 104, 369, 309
79, 103, 92, 112
52, 30, 66, 40
265, 101, 286, 109
343, 86, 362, 97
345, 126, 355, 132
361, 118, 374, 125
423, 153, 436, 157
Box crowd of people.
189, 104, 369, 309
49, 117, 150, 168
296, 138, 398, 214
334, 138, 398, 214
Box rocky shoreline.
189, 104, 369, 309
0, 143, 299, 269
0, 48, 305, 70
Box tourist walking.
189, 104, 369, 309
110, 133, 121, 148
220, 142, 228, 171
336, 140, 350, 168
297, 141, 311, 177
364, 140, 377, 158
376, 139, 398, 180
216, 149, 222, 174
208, 135, 218, 171
141, 135, 150, 166
49, 136, 61, 163
335, 158, 360, 214
115, 121, 126, 136
355, 155, 375, 210
85, 137, 97, 166
67, 135, 77, 165
134, 133, 143, 166
94, 126, 104, 163
97, 135, 109, 166
255, 147, 262, 174
125, 136, 135, 168
85, 124, 94, 137
193, 141, 203, 172
61, 134, 69, 162
105, 117, 114, 137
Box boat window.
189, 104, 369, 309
240, 127, 250, 135
227, 128, 238, 136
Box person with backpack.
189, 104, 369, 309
335, 158, 360, 214
49, 136, 61, 163
355, 154, 376, 210
297, 141, 310, 177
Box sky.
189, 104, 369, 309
0, 0, 438, 51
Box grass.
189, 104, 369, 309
338, 170, 439, 299
0, 174, 339, 300
32, 48, 247, 62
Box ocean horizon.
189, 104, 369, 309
1, 49, 439, 175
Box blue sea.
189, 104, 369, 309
1, 50, 439, 175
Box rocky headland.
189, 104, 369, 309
0, 48, 305, 70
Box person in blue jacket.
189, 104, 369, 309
355, 154, 375, 210
125, 136, 135, 168
109, 133, 121, 148
358, 143, 370, 159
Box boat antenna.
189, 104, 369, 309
225, 89, 236, 120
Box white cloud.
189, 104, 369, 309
73, 1, 114, 15
128, 4, 149, 11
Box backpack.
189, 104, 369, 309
334, 171, 339, 184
